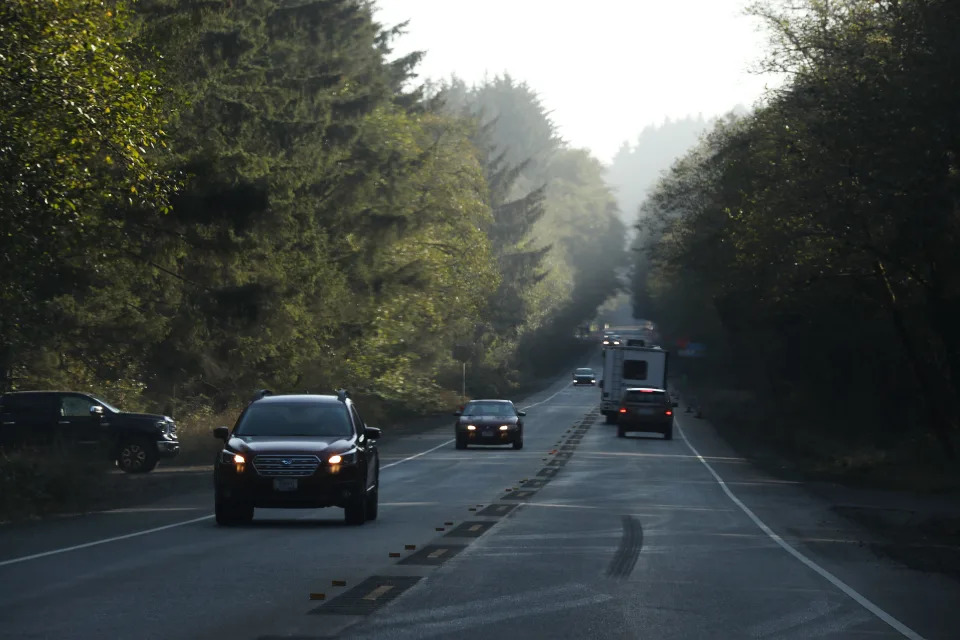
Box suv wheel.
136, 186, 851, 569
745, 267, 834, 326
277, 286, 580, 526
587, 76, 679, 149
344, 486, 367, 526
512, 433, 524, 450
617, 425, 625, 438
664, 423, 674, 440
455, 434, 467, 450
215, 499, 254, 526
117, 438, 159, 473
365, 487, 379, 521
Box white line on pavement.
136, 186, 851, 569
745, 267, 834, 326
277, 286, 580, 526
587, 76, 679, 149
0, 515, 214, 568
677, 421, 926, 640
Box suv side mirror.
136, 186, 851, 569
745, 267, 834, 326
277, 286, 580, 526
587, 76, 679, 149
517, 411, 526, 417
89, 405, 104, 417
364, 426, 382, 440
453, 411, 462, 417
213, 426, 230, 441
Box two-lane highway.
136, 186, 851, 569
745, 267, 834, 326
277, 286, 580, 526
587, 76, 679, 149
0, 370, 600, 640
2, 367, 959, 640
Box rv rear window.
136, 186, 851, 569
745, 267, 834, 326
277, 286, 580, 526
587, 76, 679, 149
623, 360, 648, 380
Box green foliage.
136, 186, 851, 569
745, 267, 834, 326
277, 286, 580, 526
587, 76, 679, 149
0, 0, 175, 388
1, 0, 625, 428
634, 0, 960, 458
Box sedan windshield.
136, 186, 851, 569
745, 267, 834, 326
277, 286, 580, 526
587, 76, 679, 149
463, 402, 515, 417
575, 369, 594, 375
234, 403, 352, 437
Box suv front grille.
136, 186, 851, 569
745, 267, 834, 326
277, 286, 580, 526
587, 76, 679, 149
252, 454, 321, 477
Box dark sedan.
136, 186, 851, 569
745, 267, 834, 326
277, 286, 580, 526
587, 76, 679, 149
572, 367, 597, 385
454, 399, 526, 450
212, 392, 380, 526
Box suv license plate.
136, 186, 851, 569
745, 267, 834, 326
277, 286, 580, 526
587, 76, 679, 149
273, 478, 298, 492
482, 430, 493, 437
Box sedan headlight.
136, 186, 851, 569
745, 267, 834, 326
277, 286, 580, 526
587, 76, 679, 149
499, 425, 509, 431
466, 425, 477, 431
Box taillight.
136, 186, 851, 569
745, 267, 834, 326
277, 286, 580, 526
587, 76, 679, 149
619, 408, 627, 413
665, 410, 673, 416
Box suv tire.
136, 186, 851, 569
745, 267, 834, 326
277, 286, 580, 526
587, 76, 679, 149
664, 424, 674, 440
512, 434, 524, 450
344, 486, 367, 525
365, 487, 379, 521
617, 425, 625, 438
455, 434, 467, 450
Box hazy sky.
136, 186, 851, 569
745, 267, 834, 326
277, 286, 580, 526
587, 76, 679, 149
374, 0, 782, 163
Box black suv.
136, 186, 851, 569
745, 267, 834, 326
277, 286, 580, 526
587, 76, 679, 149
212, 391, 381, 526
0, 391, 179, 472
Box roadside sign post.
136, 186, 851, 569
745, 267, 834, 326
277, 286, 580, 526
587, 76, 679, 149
453, 344, 473, 403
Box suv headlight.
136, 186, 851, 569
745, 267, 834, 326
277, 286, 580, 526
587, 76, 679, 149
220, 450, 245, 465
329, 450, 358, 465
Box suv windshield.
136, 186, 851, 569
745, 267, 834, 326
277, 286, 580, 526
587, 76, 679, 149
234, 402, 352, 437
575, 369, 594, 375
462, 402, 515, 417
623, 390, 666, 404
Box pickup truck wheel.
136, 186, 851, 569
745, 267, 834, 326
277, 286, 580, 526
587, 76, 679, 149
455, 434, 467, 450
117, 438, 158, 473
344, 486, 367, 526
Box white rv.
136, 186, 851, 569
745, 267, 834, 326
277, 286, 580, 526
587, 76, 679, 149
600, 345, 669, 423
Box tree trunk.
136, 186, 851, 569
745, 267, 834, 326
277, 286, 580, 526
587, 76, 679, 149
874, 260, 957, 459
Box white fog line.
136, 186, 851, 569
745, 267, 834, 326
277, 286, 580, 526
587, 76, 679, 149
0, 515, 214, 568
676, 421, 926, 640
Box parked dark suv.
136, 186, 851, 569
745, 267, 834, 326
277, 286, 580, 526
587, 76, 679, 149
0, 391, 179, 472
616, 387, 677, 440
212, 391, 381, 526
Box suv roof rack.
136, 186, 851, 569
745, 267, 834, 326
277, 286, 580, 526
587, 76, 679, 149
336, 389, 350, 403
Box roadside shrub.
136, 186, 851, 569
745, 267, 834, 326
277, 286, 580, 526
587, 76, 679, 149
0, 445, 107, 521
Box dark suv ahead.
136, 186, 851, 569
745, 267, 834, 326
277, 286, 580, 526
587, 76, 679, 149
0, 391, 179, 472
616, 387, 677, 440
212, 391, 381, 526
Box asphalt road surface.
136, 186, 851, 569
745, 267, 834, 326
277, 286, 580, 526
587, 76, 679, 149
1, 366, 959, 640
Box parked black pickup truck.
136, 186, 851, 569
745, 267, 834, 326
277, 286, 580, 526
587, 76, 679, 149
0, 391, 179, 473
